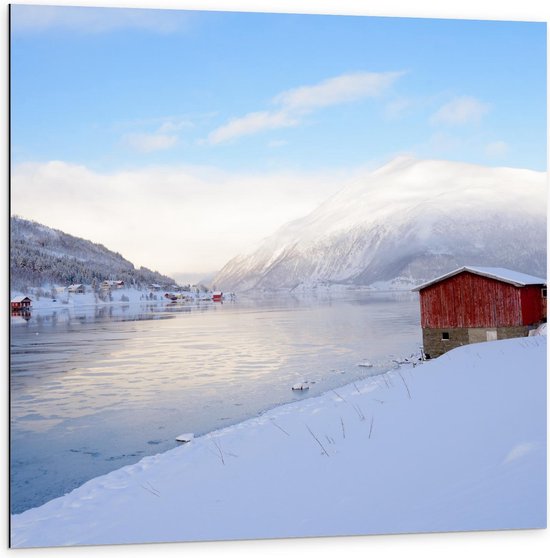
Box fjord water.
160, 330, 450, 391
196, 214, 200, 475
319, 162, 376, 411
10, 292, 420, 514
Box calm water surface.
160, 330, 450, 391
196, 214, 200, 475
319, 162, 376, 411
10, 292, 420, 514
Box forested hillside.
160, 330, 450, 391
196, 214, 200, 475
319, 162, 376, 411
10, 216, 175, 290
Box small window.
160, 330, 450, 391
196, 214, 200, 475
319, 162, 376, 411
486, 329, 498, 341
542, 288, 547, 298
441, 332, 450, 340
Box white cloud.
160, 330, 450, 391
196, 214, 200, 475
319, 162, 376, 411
431, 96, 490, 126
503, 442, 537, 464
123, 133, 178, 153
208, 111, 297, 145
207, 71, 403, 144
274, 71, 403, 112
10, 5, 189, 34
11, 161, 361, 275
121, 118, 193, 152
485, 140, 509, 159
157, 119, 192, 134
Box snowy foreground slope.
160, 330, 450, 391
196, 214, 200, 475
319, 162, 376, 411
11, 336, 546, 548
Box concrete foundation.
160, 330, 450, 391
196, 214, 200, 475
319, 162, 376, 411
422, 325, 531, 359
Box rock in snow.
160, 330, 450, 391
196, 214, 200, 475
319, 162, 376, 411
10, 336, 546, 548
175, 433, 194, 443
291, 382, 310, 391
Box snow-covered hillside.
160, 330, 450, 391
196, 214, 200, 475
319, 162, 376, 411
214, 157, 547, 291
11, 335, 546, 547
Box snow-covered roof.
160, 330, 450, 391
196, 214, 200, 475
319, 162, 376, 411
412, 266, 546, 291
11, 296, 31, 303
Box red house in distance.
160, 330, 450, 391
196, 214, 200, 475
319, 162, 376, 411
11, 296, 32, 310
413, 266, 546, 358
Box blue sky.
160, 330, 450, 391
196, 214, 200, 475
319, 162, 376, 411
9, 5, 547, 276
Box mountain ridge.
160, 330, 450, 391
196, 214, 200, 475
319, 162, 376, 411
213, 157, 547, 291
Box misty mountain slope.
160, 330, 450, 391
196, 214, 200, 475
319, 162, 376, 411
214, 157, 547, 291
10, 216, 175, 289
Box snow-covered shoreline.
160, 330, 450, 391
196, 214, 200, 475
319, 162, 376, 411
10, 335, 546, 548
11, 286, 217, 308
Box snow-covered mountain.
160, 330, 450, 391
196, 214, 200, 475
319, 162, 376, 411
10, 216, 175, 289
214, 157, 547, 291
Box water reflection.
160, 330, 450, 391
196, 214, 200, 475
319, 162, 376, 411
10, 293, 420, 514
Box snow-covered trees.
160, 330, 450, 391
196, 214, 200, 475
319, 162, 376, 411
10, 216, 176, 290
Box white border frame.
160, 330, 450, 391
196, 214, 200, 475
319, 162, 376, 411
2, 2, 549, 557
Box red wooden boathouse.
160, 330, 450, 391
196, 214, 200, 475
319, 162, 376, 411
10, 296, 32, 310
413, 266, 546, 358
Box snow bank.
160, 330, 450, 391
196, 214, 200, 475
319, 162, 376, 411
11, 336, 546, 548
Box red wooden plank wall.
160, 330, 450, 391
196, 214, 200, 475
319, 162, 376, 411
520, 285, 545, 325
419, 272, 523, 328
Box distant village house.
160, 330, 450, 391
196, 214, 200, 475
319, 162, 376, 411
67, 284, 85, 294
101, 280, 125, 289
413, 266, 546, 359
11, 296, 32, 310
